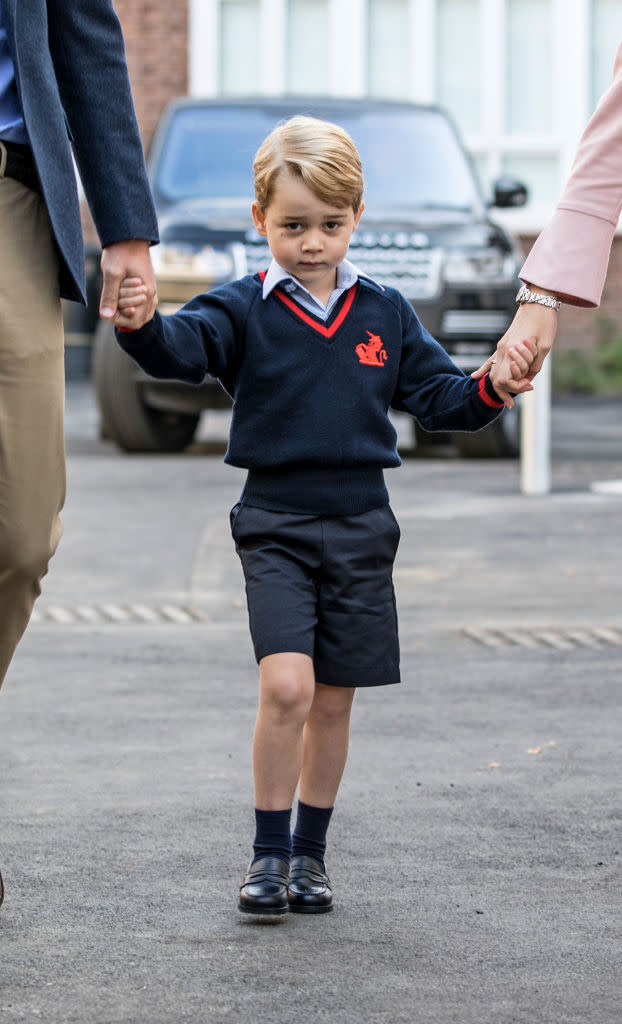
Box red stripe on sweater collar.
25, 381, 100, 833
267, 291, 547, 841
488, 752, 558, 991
258, 270, 357, 339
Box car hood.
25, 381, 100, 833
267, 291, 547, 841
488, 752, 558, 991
157, 199, 511, 253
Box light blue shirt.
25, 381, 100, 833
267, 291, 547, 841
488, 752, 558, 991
0, 4, 27, 144
261, 258, 375, 321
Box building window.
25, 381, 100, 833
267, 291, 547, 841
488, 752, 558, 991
367, 0, 410, 98
505, 0, 553, 135
501, 152, 559, 205
219, 0, 261, 95
591, 0, 622, 110
436, 0, 481, 134
286, 0, 330, 94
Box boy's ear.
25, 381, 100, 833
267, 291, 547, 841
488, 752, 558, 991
353, 202, 365, 230
251, 201, 268, 236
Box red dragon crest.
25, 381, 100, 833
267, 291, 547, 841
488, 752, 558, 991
355, 331, 388, 366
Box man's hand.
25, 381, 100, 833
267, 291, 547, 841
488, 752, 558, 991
99, 240, 157, 329
472, 301, 558, 408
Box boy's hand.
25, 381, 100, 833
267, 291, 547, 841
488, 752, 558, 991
115, 277, 154, 331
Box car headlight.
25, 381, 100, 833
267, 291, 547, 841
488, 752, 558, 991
443, 249, 517, 286
151, 242, 234, 284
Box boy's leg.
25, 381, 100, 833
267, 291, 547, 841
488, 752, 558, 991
288, 683, 355, 914
299, 683, 355, 808
239, 651, 315, 915
253, 651, 316, 810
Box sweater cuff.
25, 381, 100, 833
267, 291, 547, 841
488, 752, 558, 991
478, 373, 505, 409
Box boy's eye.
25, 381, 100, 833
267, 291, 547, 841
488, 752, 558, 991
284, 222, 302, 231
325, 221, 341, 231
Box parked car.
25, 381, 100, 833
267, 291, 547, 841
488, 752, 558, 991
93, 97, 528, 456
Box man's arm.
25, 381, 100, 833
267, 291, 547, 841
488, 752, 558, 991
46, 0, 158, 326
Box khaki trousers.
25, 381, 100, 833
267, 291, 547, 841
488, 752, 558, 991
0, 176, 65, 688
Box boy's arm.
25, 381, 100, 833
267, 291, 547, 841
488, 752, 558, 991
392, 297, 509, 432
116, 311, 207, 384
114, 285, 249, 387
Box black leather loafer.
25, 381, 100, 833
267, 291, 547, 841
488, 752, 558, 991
238, 855, 289, 915
288, 855, 333, 913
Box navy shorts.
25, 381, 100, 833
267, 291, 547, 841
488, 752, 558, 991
230, 503, 401, 687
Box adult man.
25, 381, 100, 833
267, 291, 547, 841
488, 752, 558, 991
0, 0, 159, 907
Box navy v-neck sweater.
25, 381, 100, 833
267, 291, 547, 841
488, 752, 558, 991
117, 273, 504, 514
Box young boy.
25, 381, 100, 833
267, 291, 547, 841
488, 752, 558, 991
116, 116, 534, 916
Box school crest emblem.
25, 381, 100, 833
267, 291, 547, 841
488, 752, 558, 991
356, 331, 387, 366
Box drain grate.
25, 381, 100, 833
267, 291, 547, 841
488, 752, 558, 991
463, 626, 622, 650
31, 603, 207, 626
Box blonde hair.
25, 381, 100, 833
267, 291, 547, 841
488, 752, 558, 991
253, 115, 364, 214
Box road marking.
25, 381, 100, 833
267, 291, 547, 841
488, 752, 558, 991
30, 603, 209, 626
464, 626, 622, 650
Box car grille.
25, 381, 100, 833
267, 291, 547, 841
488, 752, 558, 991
240, 236, 444, 301
240, 241, 272, 276
441, 310, 511, 336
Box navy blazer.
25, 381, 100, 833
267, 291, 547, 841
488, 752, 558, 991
2, 0, 159, 302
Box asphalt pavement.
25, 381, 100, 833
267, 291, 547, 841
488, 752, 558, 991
1, 386, 621, 1024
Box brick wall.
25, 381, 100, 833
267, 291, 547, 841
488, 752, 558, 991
518, 235, 622, 353
114, 0, 189, 149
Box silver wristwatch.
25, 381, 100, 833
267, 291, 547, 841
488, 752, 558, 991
516, 285, 561, 311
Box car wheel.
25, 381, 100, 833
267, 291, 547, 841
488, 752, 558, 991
92, 321, 200, 453
451, 400, 520, 458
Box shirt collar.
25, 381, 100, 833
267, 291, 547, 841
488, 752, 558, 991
261, 258, 369, 301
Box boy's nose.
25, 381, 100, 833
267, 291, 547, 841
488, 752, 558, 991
301, 231, 322, 252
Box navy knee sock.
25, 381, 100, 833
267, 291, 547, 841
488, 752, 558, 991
252, 807, 292, 864
291, 800, 334, 865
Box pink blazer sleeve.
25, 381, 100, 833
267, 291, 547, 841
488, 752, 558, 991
520, 41, 622, 307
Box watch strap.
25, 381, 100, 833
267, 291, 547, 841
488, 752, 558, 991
516, 285, 561, 311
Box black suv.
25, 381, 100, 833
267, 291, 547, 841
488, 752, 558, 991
93, 97, 527, 456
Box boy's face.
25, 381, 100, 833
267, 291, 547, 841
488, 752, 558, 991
252, 171, 364, 303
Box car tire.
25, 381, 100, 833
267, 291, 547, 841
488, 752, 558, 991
451, 400, 520, 458
92, 321, 200, 453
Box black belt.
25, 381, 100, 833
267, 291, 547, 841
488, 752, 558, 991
0, 139, 42, 195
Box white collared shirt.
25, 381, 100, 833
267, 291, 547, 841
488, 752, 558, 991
261, 258, 372, 321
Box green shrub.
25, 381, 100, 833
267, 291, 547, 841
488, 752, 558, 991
552, 315, 622, 394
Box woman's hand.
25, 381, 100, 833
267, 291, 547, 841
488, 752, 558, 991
472, 301, 559, 408
487, 335, 538, 402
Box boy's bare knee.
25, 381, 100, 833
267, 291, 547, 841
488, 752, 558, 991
259, 653, 315, 720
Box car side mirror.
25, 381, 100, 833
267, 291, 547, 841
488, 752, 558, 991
490, 177, 528, 208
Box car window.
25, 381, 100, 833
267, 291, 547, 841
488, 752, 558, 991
152, 105, 482, 213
